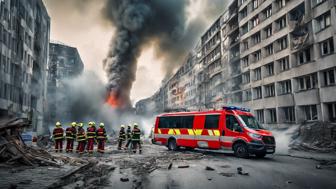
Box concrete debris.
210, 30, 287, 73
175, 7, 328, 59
168, 162, 173, 170
205, 166, 215, 171
0, 117, 59, 167
237, 167, 249, 176
221, 165, 230, 168
316, 165, 322, 169
177, 165, 189, 168
219, 172, 235, 177
290, 121, 336, 152
286, 180, 293, 184
120, 177, 129, 182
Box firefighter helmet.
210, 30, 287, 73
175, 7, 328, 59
71, 122, 77, 127
88, 121, 92, 126
78, 123, 84, 127
99, 123, 105, 127
121, 125, 125, 128
133, 123, 138, 128
56, 122, 61, 127
92, 122, 96, 126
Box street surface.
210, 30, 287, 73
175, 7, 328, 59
0, 144, 335, 189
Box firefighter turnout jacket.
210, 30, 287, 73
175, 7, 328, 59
96, 127, 107, 140
77, 127, 86, 141
131, 128, 141, 141
119, 129, 126, 141
87, 127, 96, 139
53, 127, 64, 140
65, 127, 76, 140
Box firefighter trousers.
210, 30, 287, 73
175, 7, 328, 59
125, 139, 132, 148
97, 139, 105, 153
66, 139, 74, 152
132, 141, 142, 153
55, 139, 63, 152
87, 138, 95, 154
118, 139, 125, 150
77, 141, 86, 154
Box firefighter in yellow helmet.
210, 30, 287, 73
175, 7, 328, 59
53, 122, 64, 152
118, 125, 126, 150
86, 121, 96, 154
76, 123, 86, 154
96, 123, 107, 153
65, 122, 77, 152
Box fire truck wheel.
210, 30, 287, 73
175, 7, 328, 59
167, 138, 177, 151
233, 143, 249, 158
255, 152, 266, 158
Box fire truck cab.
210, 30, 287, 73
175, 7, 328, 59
153, 106, 275, 158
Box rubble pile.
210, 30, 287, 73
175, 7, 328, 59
290, 121, 336, 152
0, 117, 58, 166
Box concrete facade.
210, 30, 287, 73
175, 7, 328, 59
0, 0, 50, 133
46, 42, 84, 125
136, 0, 336, 126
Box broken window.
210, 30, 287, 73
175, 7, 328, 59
264, 25, 272, 38
251, 15, 260, 28
253, 50, 261, 62
241, 56, 249, 67
327, 102, 336, 122
278, 56, 290, 72
315, 11, 330, 32
278, 80, 292, 95
323, 68, 336, 86
276, 16, 287, 30
264, 62, 274, 77
277, 36, 288, 51
303, 105, 318, 121
282, 106, 295, 122
297, 47, 311, 65
264, 83, 275, 97
242, 89, 252, 101
254, 67, 262, 80
253, 86, 262, 99
255, 109, 264, 123
320, 38, 334, 56
242, 72, 250, 83
265, 44, 273, 56
297, 73, 318, 91
267, 108, 277, 123
240, 7, 247, 19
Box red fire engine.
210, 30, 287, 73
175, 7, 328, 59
153, 106, 276, 158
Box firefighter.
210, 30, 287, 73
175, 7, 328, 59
125, 124, 132, 149
65, 122, 77, 152
53, 122, 64, 152
118, 125, 126, 150
96, 123, 107, 153
131, 123, 142, 154
86, 121, 96, 154
76, 123, 86, 154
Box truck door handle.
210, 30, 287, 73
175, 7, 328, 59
222, 130, 225, 136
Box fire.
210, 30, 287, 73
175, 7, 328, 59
106, 91, 121, 108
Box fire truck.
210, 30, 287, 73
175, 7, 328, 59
153, 106, 275, 158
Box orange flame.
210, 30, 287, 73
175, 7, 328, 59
106, 91, 120, 108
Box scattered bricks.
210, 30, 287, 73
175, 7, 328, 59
177, 165, 189, 168
237, 167, 249, 176
219, 172, 235, 177
168, 162, 173, 170
120, 177, 129, 182
205, 166, 215, 171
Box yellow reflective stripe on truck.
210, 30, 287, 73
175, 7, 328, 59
213, 130, 220, 136
187, 129, 194, 135
174, 129, 181, 135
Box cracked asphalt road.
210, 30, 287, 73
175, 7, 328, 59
1, 144, 335, 189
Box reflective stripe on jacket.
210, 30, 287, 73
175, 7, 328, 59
53, 128, 64, 140
77, 128, 86, 141
131, 128, 141, 141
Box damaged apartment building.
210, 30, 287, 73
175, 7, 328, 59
46, 42, 84, 125
137, 0, 336, 127
0, 0, 50, 133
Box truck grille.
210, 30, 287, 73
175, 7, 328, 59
262, 136, 275, 145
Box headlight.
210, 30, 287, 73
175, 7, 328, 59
248, 132, 262, 140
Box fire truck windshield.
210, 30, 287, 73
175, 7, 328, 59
238, 115, 264, 130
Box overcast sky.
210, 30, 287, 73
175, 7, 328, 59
43, 0, 229, 105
